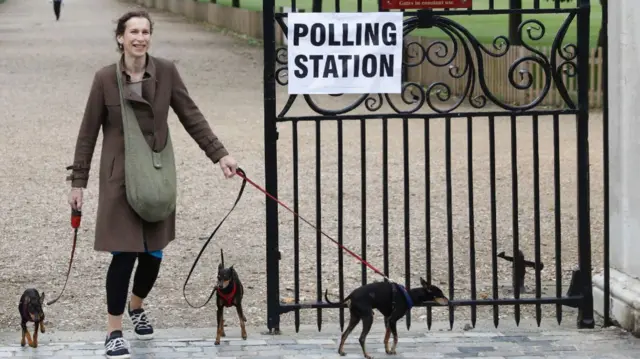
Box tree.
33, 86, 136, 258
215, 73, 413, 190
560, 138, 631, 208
512, 1, 606, 50
545, 0, 607, 91
546, 0, 606, 49
597, 0, 606, 48
509, 0, 523, 45
312, 0, 322, 12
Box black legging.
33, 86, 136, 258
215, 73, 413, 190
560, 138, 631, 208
106, 252, 161, 316
53, 1, 62, 20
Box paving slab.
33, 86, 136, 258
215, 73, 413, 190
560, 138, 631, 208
0, 0, 634, 358
0, 320, 638, 358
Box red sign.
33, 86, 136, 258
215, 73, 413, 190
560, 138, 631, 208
381, 0, 472, 10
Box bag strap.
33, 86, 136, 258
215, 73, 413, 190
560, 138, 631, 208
115, 61, 126, 99
115, 61, 144, 149
115, 61, 129, 119
115, 61, 171, 168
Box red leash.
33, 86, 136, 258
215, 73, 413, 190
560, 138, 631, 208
47, 209, 81, 306
234, 170, 391, 282
183, 167, 392, 308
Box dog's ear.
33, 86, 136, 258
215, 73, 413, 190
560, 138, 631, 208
420, 277, 429, 289
420, 278, 439, 293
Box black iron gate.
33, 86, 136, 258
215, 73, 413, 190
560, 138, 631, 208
261, 0, 602, 334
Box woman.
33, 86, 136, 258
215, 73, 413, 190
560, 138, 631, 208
66, 10, 238, 358
52, 0, 63, 21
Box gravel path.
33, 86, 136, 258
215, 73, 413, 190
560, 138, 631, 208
0, 0, 606, 336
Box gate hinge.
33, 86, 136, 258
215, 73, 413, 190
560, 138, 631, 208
564, 268, 582, 308
416, 9, 436, 29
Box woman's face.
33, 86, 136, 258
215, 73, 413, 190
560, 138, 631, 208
117, 16, 151, 59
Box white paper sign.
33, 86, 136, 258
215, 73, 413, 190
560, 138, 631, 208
287, 12, 404, 95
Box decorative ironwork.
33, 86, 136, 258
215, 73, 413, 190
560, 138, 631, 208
274, 11, 579, 117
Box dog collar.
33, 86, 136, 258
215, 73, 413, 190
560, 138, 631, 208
216, 282, 237, 307
396, 284, 414, 309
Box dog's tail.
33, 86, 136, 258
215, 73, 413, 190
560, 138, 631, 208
220, 248, 224, 268
324, 289, 351, 306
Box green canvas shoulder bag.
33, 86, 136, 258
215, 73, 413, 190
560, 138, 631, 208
116, 62, 177, 223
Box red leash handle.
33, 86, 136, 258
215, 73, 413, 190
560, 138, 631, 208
233, 170, 391, 282
71, 209, 82, 228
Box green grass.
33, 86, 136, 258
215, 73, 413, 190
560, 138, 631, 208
199, 0, 602, 47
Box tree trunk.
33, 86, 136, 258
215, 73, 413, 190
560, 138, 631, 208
509, 0, 523, 46
312, 0, 322, 12
311, 0, 322, 12
232, 0, 239, 7
598, 0, 607, 91
597, 0, 607, 48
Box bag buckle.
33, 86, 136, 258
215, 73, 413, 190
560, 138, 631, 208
152, 152, 162, 169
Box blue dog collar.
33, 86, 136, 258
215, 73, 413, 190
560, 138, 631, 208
396, 284, 414, 309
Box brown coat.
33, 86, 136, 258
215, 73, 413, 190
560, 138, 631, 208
67, 54, 228, 253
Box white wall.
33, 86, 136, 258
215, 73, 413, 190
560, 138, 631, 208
593, 0, 640, 336
607, 0, 640, 280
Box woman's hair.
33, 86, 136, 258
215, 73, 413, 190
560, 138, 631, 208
114, 10, 154, 53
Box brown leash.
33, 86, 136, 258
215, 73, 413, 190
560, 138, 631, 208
47, 209, 81, 306
183, 168, 247, 309
182, 166, 395, 310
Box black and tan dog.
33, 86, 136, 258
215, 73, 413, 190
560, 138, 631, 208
18, 288, 46, 348
325, 277, 448, 359
214, 249, 247, 345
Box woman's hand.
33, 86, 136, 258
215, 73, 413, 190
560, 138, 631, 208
218, 155, 238, 178
68, 187, 83, 210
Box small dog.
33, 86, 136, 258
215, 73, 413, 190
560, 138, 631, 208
325, 277, 448, 359
18, 288, 46, 348
214, 249, 246, 345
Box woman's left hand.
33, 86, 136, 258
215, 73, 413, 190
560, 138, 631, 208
218, 155, 238, 178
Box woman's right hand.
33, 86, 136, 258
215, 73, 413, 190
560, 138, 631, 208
68, 187, 83, 211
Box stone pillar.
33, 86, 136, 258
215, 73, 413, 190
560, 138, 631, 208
592, 0, 640, 336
